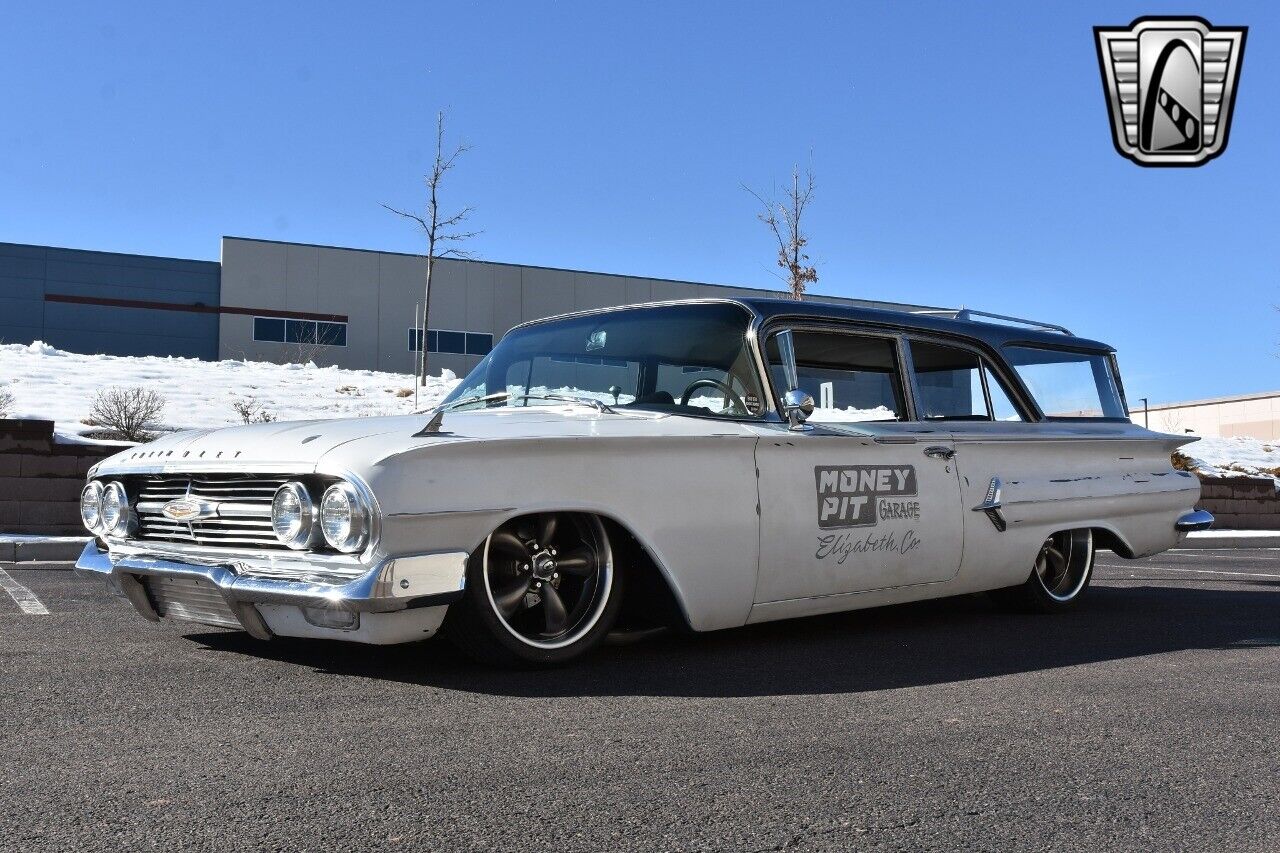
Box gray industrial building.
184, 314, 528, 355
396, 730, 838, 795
0, 242, 220, 360
2, 236, 939, 376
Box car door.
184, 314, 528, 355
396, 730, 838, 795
752, 326, 966, 603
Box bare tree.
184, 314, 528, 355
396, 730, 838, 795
383, 110, 480, 386
89, 387, 166, 442
0, 383, 13, 419
744, 163, 818, 300
230, 396, 276, 424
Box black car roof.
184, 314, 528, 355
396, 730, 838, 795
733, 297, 1114, 353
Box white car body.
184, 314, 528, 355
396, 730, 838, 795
74, 299, 1207, 655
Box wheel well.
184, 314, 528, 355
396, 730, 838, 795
476, 511, 692, 633
1090, 526, 1135, 559
598, 517, 692, 633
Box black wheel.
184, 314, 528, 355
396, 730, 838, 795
445, 512, 624, 666
992, 529, 1094, 613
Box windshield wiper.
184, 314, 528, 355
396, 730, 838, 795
433, 391, 616, 414
434, 391, 511, 412
514, 393, 616, 414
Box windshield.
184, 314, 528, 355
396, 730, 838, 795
1003, 345, 1127, 419
440, 302, 768, 418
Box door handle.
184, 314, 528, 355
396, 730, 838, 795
923, 446, 955, 460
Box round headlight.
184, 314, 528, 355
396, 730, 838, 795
80, 481, 104, 533
100, 481, 132, 537
272, 482, 318, 550
320, 482, 369, 553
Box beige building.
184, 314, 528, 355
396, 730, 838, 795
218, 236, 942, 377
1133, 391, 1280, 439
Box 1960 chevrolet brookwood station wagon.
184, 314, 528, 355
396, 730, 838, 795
74, 298, 1211, 665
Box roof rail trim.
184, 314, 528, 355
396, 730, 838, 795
911, 308, 1072, 336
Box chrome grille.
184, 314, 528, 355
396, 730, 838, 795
144, 575, 242, 629
134, 474, 288, 549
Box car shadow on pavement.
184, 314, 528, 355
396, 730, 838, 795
190, 584, 1280, 698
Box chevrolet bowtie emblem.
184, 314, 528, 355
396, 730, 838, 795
161, 498, 218, 522
1095, 16, 1247, 167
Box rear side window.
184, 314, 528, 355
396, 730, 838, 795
910, 341, 1024, 422
1003, 346, 1127, 418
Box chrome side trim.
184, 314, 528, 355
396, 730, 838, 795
972, 477, 1007, 532
1175, 509, 1214, 532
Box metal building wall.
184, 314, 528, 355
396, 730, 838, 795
218, 236, 938, 377
0, 242, 220, 359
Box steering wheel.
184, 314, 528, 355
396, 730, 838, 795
679, 378, 748, 414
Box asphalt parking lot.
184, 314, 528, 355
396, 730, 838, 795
1, 551, 1278, 852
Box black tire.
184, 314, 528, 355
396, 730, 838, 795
445, 512, 626, 666
992, 529, 1095, 613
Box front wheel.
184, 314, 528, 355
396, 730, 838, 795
992, 529, 1094, 613
445, 512, 624, 666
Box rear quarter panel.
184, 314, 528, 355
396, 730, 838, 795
950, 423, 1200, 589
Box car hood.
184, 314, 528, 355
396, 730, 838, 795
90, 407, 709, 476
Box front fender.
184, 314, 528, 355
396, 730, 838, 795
341, 434, 763, 632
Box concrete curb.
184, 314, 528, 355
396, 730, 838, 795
0, 539, 89, 563
1177, 532, 1280, 550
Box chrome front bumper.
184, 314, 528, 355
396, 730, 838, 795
74, 541, 468, 640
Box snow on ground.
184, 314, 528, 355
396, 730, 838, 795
0, 341, 461, 443
1180, 435, 1280, 481
5, 340, 1279, 483
808, 405, 897, 423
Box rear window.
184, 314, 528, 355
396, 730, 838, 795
1003, 346, 1127, 419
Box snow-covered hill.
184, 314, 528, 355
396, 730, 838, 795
0, 342, 460, 443
4, 341, 1279, 482
1180, 435, 1280, 481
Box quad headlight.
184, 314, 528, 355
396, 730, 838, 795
320, 482, 369, 553
271, 482, 319, 550
99, 481, 133, 538
80, 481, 104, 534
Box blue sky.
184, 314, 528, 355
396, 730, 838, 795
2, 1, 1275, 405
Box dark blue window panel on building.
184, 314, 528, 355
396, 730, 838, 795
254, 317, 286, 342
407, 327, 491, 354
256, 317, 346, 347
286, 319, 316, 344
435, 330, 466, 354
317, 322, 346, 347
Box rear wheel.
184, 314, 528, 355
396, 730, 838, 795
445, 512, 624, 666
993, 529, 1094, 613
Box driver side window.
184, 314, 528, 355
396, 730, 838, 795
766, 330, 907, 423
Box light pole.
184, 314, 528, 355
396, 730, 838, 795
1139, 397, 1149, 428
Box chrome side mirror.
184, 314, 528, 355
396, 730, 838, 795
782, 388, 815, 431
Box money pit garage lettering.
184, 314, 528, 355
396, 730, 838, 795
815, 465, 918, 529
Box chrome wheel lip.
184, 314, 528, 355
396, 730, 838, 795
1034, 530, 1093, 602
482, 515, 613, 650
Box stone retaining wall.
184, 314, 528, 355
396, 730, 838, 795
2, 416, 1276, 534
1196, 475, 1280, 530
0, 419, 121, 535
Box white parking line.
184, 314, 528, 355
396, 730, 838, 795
1096, 564, 1280, 581
0, 568, 50, 615
1162, 551, 1280, 562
